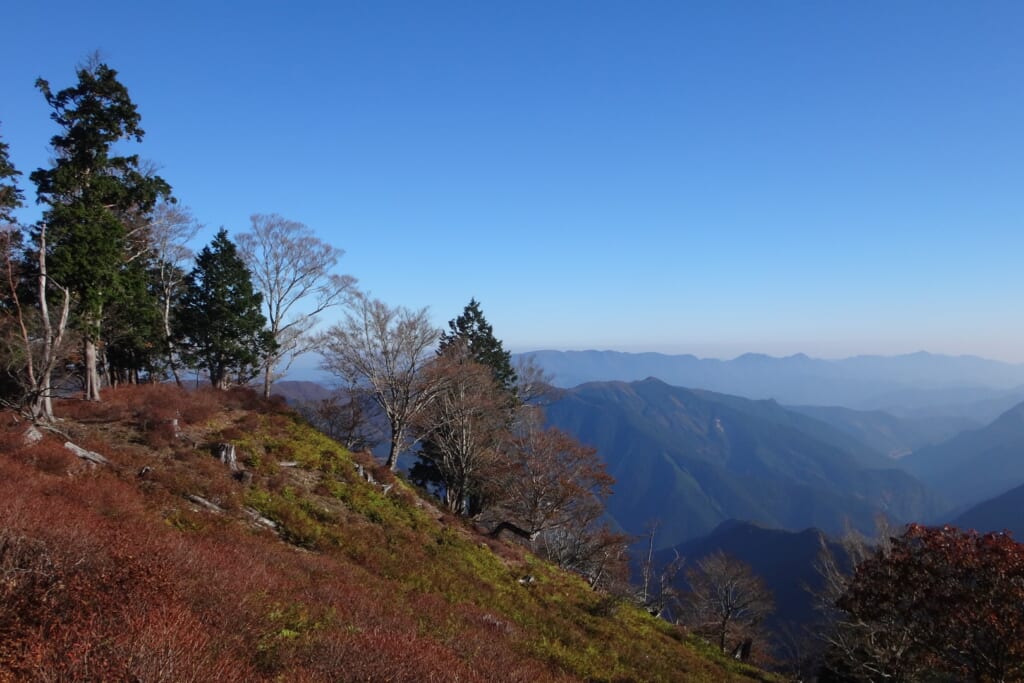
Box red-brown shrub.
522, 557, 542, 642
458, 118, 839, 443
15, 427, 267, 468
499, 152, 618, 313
27, 439, 78, 475
55, 396, 127, 422
144, 420, 179, 449
180, 387, 222, 424
224, 386, 265, 411
370, 463, 397, 486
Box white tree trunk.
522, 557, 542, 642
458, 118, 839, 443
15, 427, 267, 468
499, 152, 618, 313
84, 338, 101, 401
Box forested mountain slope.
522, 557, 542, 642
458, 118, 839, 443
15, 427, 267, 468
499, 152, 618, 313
545, 378, 944, 548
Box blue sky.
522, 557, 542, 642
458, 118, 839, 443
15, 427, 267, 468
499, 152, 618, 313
3, 2, 1024, 361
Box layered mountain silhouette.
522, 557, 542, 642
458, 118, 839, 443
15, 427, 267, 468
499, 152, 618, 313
951, 482, 1024, 539
545, 378, 944, 548
522, 350, 1024, 419
787, 405, 977, 458
271, 380, 334, 403
900, 400, 1024, 513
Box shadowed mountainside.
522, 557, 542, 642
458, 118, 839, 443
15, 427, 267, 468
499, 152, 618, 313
655, 520, 848, 636
900, 400, 1024, 513
787, 404, 979, 459
951, 482, 1024, 539
545, 378, 944, 548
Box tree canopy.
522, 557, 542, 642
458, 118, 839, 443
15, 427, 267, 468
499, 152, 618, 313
827, 524, 1024, 682
29, 57, 170, 400
236, 213, 355, 398
0, 126, 24, 224
174, 229, 274, 389
439, 298, 517, 393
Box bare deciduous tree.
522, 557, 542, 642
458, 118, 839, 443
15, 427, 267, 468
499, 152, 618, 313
636, 520, 685, 617
2, 222, 72, 421
295, 390, 382, 453
412, 345, 510, 514
681, 551, 774, 657
147, 201, 200, 385
512, 353, 558, 407
501, 423, 613, 538
319, 294, 440, 470
238, 214, 356, 398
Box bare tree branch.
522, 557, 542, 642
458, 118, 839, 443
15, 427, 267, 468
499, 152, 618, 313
319, 294, 440, 470
238, 214, 356, 398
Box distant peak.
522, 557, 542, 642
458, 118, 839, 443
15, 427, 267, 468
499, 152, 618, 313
734, 352, 771, 361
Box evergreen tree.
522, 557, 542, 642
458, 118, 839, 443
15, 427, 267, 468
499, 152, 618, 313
439, 298, 517, 392
104, 256, 164, 384
412, 299, 517, 512
0, 125, 24, 224
174, 229, 275, 389
0, 127, 26, 402
30, 57, 170, 400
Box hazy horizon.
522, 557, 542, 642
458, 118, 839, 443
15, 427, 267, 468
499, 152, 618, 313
5, 3, 1024, 363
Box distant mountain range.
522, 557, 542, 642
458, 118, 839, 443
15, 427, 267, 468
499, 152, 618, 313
271, 380, 334, 403
900, 400, 1024, 513
787, 405, 978, 458
520, 350, 1024, 419
544, 378, 944, 548
278, 359, 1024, 550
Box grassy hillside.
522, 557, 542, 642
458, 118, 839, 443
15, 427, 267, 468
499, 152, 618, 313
0, 385, 778, 682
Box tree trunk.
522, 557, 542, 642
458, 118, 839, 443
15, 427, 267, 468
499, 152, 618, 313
84, 338, 102, 401
30, 224, 70, 422
385, 427, 401, 471
163, 294, 183, 387
262, 363, 272, 400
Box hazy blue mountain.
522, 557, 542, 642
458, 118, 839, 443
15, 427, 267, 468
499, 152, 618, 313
655, 520, 848, 633
788, 405, 979, 458
545, 378, 944, 548
271, 380, 335, 403
520, 350, 1024, 416
900, 400, 1024, 512
865, 385, 1024, 424
951, 483, 1024, 539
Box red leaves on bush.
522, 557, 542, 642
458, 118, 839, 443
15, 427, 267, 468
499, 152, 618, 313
838, 524, 1024, 681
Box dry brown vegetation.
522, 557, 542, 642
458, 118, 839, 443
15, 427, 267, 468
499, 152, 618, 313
0, 385, 779, 682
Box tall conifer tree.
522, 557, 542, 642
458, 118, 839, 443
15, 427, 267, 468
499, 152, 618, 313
439, 299, 517, 392
174, 229, 275, 389
30, 57, 170, 400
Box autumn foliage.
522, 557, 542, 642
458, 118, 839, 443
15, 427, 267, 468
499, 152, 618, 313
830, 524, 1024, 682
0, 386, 774, 683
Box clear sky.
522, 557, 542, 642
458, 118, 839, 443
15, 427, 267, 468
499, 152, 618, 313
3, 2, 1024, 361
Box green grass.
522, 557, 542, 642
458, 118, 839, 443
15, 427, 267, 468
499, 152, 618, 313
197, 396, 782, 681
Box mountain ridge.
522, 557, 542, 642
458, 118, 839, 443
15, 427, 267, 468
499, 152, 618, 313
519, 350, 1024, 418
900, 399, 1024, 512
545, 378, 944, 548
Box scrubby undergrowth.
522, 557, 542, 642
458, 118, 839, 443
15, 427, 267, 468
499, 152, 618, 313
0, 384, 777, 682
